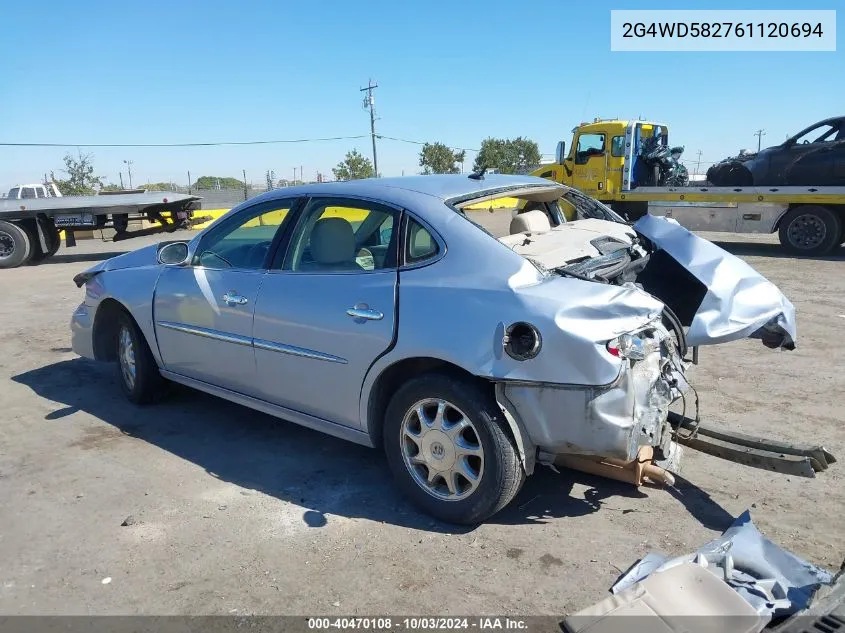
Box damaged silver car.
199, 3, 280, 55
70, 173, 833, 524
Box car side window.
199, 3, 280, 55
794, 124, 836, 145
21, 187, 37, 199
575, 133, 605, 164
194, 201, 294, 270
405, 218, 439, 264
285, 197, 400, 273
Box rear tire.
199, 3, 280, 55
115, 311, 165, 405
0, 220, 33, 269
383, 372, 525, 525
778, 205, 841, 256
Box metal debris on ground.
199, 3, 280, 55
610, 511, 833, 620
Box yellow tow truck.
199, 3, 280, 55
531, 119, 845, 255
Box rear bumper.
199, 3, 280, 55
70, 303, 95, 360
500, 324, 685, 462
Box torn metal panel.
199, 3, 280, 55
633, 213, 797, 349
611, 511, 834, 619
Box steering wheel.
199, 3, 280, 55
246, 242, 271, 267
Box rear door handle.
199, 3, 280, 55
222, 292, 248, 306
347, 305, 383, 321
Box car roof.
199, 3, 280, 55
247, 173, 562, 206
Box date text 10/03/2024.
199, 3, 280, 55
307, 617, 529, 630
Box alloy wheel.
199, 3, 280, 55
400, 398, 484, 501
118, 326, 136, 391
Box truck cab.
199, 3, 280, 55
6, 183, 62, 200
531, 119, 666, 199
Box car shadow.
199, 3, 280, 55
709, 240, 845, 261
12, 358, 734, 534
39, 250, 127, 265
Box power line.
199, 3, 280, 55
0, 135, 370, 148
377, 134, 480, 153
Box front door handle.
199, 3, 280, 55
346, 304, 383, 321
222, 292, 249, 306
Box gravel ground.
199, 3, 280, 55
0, 213, 843, 617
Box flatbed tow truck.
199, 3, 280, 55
0, 184, 205, 268
532, 119, 845, 255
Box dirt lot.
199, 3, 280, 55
1, 213, 843, 617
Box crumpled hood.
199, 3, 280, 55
634, 214, 796, 349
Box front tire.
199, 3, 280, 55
778, 205, 841, 256
383, 373, 524, 524
115, 312, 165, 404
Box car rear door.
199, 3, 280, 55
251, 196, 400, 428
153, 198, 297, 396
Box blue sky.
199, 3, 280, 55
0, 0, 841, 190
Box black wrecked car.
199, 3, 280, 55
708, 116, 845, 187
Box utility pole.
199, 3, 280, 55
123, 160, 134, 189
754, 129, 766, 152
301, 165, 303, 184
119, 172, 125, 189
242, 169, 248, 201
292, 167, 297, 185
360, 79, 379, 177
694, 149, 703, 176
187, 170, 192, 194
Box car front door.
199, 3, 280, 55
154, 199, 297, 395
251, 196, 400, 428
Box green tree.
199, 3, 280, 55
101, 183, 124, 192
472, 137, 541, 174
419, 142, 466, 174
50, 152, 103, 195
332, 149, 374, 181
194, 176, 245, 189
137, 182, 177, 191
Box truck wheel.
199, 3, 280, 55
778, 206, 841, 256
115, 311, 165, 405
383, 373, 525, 525
0, 220, 33, 269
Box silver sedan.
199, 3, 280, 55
71, 174, 798, 524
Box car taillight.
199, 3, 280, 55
606, 333, 647, 360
